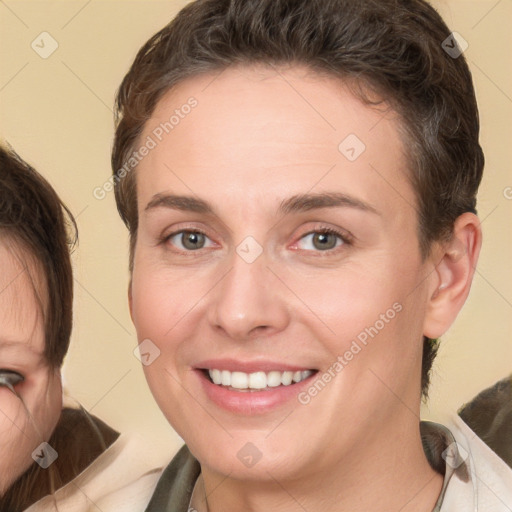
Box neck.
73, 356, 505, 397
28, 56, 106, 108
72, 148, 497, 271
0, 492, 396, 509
193, 420, 444, 512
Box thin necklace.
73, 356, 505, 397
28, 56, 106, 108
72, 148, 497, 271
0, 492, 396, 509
202, 474, 210, 512
192, 473, 210, 512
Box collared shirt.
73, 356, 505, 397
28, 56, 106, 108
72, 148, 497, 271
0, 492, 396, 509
433, 416, 512, 511
143, 416, 512, 512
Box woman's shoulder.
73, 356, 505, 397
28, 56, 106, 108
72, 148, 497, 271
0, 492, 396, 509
23, 410, 173, 512
2, 407, 119, 512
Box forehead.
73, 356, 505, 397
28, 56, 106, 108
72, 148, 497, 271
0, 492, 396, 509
136, 65, 414, 220
0, 240, 46, 355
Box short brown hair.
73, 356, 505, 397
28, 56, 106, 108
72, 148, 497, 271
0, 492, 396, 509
111, 0, 484, 397
0, 144, 77, 368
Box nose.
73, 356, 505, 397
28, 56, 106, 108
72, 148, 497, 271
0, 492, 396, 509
207, 251, 290, 341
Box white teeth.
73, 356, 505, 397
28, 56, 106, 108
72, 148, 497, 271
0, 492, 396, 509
207, 368, 314, 390
231, 372, 248, 389
221, 370, 231, 386
281, 371, 293, 386
211, 369, 222, 385
267, 371, 282, 387
248, 372, 267, 389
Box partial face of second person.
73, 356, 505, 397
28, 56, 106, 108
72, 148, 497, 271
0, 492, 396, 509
129, 66, 465, 483
0, 242, 62, 493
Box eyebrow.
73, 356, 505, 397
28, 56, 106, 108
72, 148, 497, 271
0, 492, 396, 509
279, 192, 379, 216
145, 192, 379, 216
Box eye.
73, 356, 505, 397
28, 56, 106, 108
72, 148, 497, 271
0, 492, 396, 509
165, 230, 215, 251
0, 369, 25, 391
296, 228, 348, 252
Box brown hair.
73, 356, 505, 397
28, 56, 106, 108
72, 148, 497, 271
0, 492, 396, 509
0, 144, 77, 368
111, 0, 484, 397
0, 407, 120, 511
0, 147, 122, 511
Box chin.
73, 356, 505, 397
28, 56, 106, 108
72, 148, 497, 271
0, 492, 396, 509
186, 430, 310, 482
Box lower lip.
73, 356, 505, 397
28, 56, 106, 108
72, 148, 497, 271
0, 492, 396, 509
195, 370, 316, 414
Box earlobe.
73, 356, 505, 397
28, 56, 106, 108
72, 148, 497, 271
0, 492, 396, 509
423, 212, 482, 339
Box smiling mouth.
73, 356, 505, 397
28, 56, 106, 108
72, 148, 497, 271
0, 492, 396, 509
202, 368, 317, 392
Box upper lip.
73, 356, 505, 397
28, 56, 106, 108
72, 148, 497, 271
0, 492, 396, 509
195, 358, 316, 373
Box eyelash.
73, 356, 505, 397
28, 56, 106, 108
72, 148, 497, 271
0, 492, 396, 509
160, 225, 352, 256
0, 369, 25, 389
295, 226, 352, 256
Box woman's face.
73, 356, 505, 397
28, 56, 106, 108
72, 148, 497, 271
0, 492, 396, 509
130, 66, 439, 481
0, 242, 62, 493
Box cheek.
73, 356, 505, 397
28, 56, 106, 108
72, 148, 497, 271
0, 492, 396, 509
288, 264, 406, 341
131, 262, 213, 353
22, 367, 63, 438
131, 268, 192, 397
132, 264, 187, 334
288, 256, 427, 386
0, 398, 32, 493
0, 369, 62, 492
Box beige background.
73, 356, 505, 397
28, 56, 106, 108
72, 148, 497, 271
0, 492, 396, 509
0, 0, 511, 454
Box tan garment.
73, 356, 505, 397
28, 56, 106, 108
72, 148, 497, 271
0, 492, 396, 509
24, 434, 169, 512
1, 407, 119, 512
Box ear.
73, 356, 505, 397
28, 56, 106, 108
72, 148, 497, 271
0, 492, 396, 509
423, 212, 482, 339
